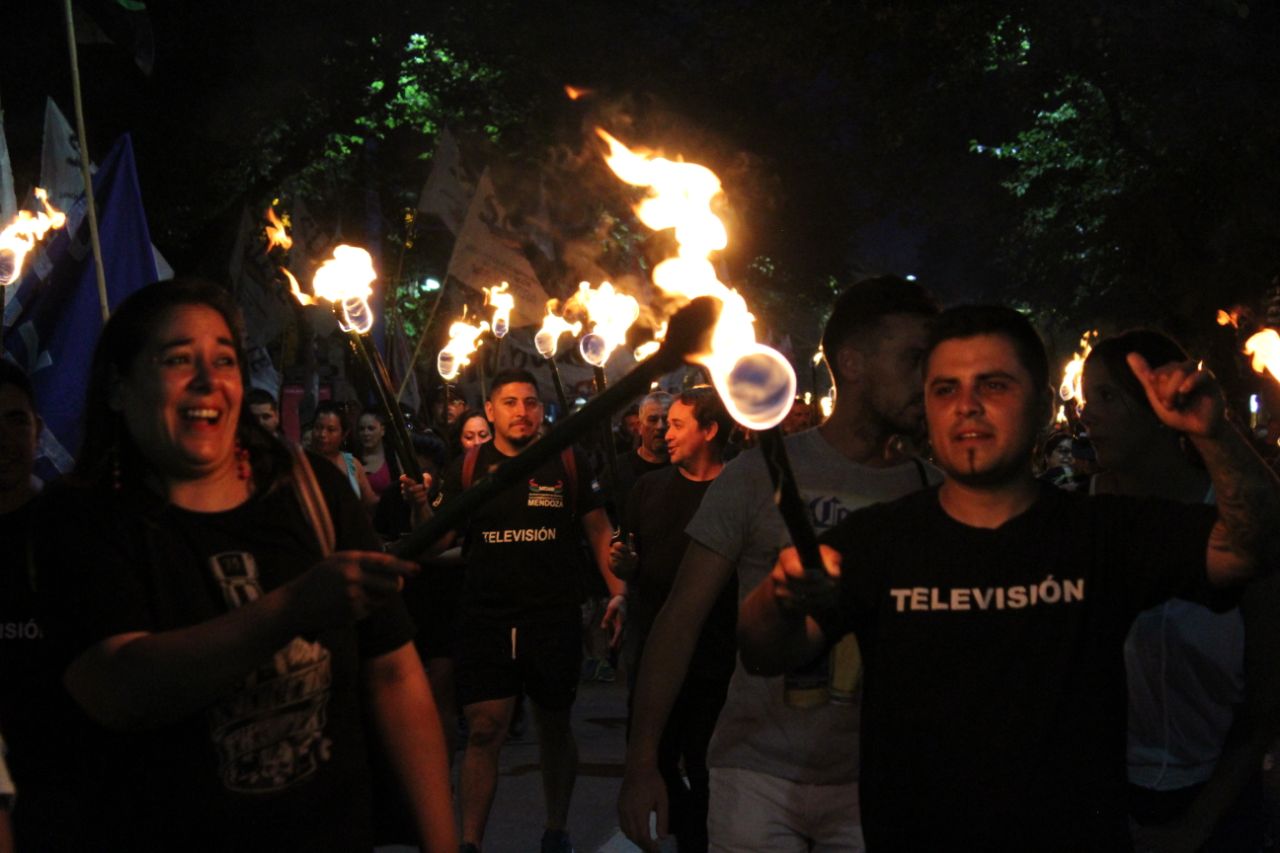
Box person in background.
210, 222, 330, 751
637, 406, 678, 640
613, 392, 672, 509
616, 405, 641, 454
611, 386, 736, 853
452, 409, 493, 456
1083, 329, 1280, 851
1038, 430, 1087, 492
619, 275, 941, 853
358, 410, 398, 500
308, 400, 379, 512
245, 388, 282, 437
32, 278, 454, 852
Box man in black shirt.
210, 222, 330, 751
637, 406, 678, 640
739, 305, 1280, 851
434, 369, 622, 853
611, 386, 735, 853
613, 391, 672, 507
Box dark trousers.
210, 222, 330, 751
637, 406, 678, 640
651, 675, 730, 853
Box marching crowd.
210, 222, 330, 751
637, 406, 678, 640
1, 273, 1280, 853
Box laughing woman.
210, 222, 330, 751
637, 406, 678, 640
32, 279, 454, 853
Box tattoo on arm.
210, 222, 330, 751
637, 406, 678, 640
1194, 425, 1280, 575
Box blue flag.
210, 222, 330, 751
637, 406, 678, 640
3, 134, 158, 483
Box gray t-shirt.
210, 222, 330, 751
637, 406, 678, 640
686, 428, 939, 785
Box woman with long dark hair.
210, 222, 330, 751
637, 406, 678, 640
33, 278, 454, 852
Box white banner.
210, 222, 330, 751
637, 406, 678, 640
445, 169, 549, 327
417, 129, 474, 235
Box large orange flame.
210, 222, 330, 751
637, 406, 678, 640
1059, 330, 1098, 405
535, 300, 582, 359
0, 189, 67, 287
574, 280, 639, 367
311, 244, 377, 334
265, 207, 293, 253
485, 281, 516, 339
437, 308, 489, 381
1244, 329, 1280, 384
597, 129, 794, 429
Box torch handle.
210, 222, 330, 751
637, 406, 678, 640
757, 427, 826, 575
593, 366, 626, 537
348, 332, 423, 482
546, 357, 572, 415
392, 346, 684, 559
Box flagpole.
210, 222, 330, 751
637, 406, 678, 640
398, 278, 449, 401
61, 0, 110, 323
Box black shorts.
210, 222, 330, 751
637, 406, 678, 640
454, 614, 583, 711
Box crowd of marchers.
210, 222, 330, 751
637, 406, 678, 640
2, 274, 1280, 853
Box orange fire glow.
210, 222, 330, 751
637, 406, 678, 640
0, 189, 67, 287
485, 281, 516, 339
1059, 330, 1098, 405
596, 129, 795, 429
1244, 329, 1280, 384
564, 85, 592, 101
574, 280, 640, 367
437, 308, 489, 381
534, 301, 582, 359
310, 244, 377, 334
265, 207, 293, 253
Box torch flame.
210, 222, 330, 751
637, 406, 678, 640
437, 309, 490, 381
0, 189, 67, 287
597, 129, 794, 430
1244, 329, 1280, 384
634, 320, 668, 362
564, 85, 593, 101
1217, 309, 1239, 328
575, 280, 639, 367
1059, 330, 1098, 405
485, 281, 515, 339
311, 244, 377, 334
535, 301, 582, 359
265, 207, 293, 253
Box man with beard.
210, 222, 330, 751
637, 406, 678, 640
613, 392, 673, 508
618, 276, 940, 852
740, 305, 1280, 851
435, 369, 623, 853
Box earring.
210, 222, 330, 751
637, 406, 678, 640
236, 441, 251, 480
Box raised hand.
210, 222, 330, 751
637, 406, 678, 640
1125, 353, 1226, 439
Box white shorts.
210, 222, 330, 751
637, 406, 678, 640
707, 766, 864, 853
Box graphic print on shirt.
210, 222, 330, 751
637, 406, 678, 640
528, 478, 565, 508
206, 551, 334, 793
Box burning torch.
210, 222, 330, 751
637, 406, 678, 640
301, 244, 423, 481
436, 310, 489, 429
0, 189, 67, 288
534, 301, 582, 414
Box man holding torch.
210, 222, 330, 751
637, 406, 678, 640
740, 305, 1280, 851
619, 277, 940, 852
427, 368, 623, 853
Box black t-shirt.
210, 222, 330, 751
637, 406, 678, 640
32, 458, 414, 853
614, 448, 669, 514
813, 484, 1221, 852
626, 466, 736, 682
440, 441, 605, 622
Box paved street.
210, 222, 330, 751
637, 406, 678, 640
380, 676, 643, 853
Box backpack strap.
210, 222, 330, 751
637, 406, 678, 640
289, 444, 336, 557
461, 445, 482, 490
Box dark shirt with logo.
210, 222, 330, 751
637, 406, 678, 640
440, 441, 604, 623
813, 484, 1222, 852
33, 459, 412, 852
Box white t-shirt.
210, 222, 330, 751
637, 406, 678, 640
686, 428, 939, 784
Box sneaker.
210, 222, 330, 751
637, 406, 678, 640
540, 829, 574, 853
594, 660, 617, 682
580, 657, 600, 681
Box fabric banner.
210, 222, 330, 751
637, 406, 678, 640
3, 134, 159, 482
42, 98, 172, 279
0, 111, 15, 226
416, 129, 474, 235
445, 169, 549, 328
